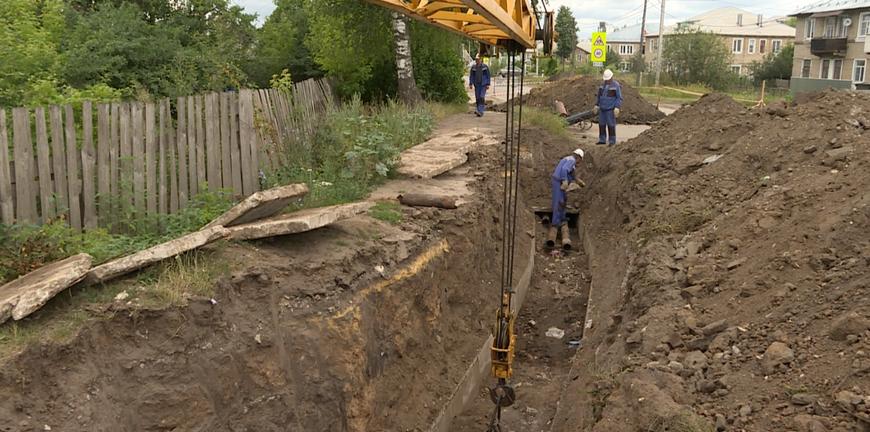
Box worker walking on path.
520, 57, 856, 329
548, 149, 586, 249
468, 56, 491, 117
593, 69, 623, 146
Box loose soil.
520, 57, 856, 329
500, 75, 667, 125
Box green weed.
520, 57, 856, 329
522, 107, 568, 137
369, 202, 403, 224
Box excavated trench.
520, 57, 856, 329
0, 124, 632, 432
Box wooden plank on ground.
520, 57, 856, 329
195, 95, 206, 192
12, 108, 36, 223
48, 106, 68, 219
238, 89, 256, 195
81, 102, 97, 229
219, 92, 232, 190
63, 105, 82, 230
97, 104, 111, 221
34, 107, 55, 222
119, 103, 133, 210
158, 100, 168, 215
204, 93, 220, 191
228, 92, 243, 197
131, 102, 145, 214
0, 109, 13, 224
175, 97, 189, 207
145, 102, 157, 215
186, 96, 197, 197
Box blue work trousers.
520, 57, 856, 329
551, 177, 567, 227
599, 109, 617, 145
474, 85, 487, 115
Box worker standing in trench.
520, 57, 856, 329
468, 55, 491, 117
548, 149, 586, 249
593, 69, 623, 146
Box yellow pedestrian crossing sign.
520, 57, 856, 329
591, 31, 607, 63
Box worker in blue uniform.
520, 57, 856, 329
592, 69, 623, 146
548, 149, 586, 249
468, 55, 491, 117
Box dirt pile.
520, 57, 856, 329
550, 90, 870, 432
520, 75, 666, 125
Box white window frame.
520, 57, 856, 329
860, 12, 870, 39
772, 39, 783, 54
730, 65, 742, 75
619, 44, 634, 56
824, 16, 837, 38
801, 59, 812, 78
748, 39, 756, 54
821, 58, 844, 79
732, 38, 743, 54
821, 59, 831, 79
805, 18, 815, 40
854, 58, 866, 83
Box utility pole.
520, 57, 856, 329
655, 0, 665, 86
637, 0, 648, 87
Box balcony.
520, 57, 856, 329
811, 38, 848, 56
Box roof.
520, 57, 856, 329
648, 7, 796, 38
576, 41, 591, 53
793, 0, 870, 15
607, 22, 660, 43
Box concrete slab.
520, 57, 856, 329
0, 253, 93, 324
228, 202, 374, 241
205, 183, 308, 228
369, 178, 474, 206
85, 226, 230, 285
396, 131, 500, 179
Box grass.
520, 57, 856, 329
0, 249, 231, 361
427, 101, 469, 120
522, 106, 568, 137
368, 201, 403, 225
638, 83, 790, 107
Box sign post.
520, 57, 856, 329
591, 31, 607, 67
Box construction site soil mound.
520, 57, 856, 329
0, 130, 535, 431
509, 75, 666, 125
548, 90, 870, 432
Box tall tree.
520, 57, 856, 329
749, 44, 794, 84
391, 12, 422, 105
0, 0, 64, 107
247, 0, 320, 87
664, 28, 732, 89
554, 6, 577, 64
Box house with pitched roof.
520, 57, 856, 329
607, 23, 658, 72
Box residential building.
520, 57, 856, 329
645, 7, 796, 76
576, 41, 591, 65
791, 0, 870, 92
606, 23, 658, 72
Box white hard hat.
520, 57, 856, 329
573, 148, 585, 158
603, 69, 614, 80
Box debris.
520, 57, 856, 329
829, 312, 870, 341
762, 342, 795, 373
114, 291, 129, 301
545, 327, 565, 339
204, 183, 309, 228
684, 351, 709, 370
702, 154, 723, 165
227, 202, 373, 241
0, 254, 93, 325
398, 193, 459, 209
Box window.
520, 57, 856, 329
801, 59, 812, 78
825, 16, 837, 37
833, 59, 843, 79
731, 65, 742, 75
772, 40, 783, 54
861, 13, 870, 38
748, 39, 756, 54
854, 59, 866, 83
760, 39, 767, 53
821, 59, 831, 79
619, 61, 631, 72
732, 38, 743, 53
805, 18, 815, 40
619, 44, 634, 55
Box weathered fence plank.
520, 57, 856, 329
229, 92, 243, 197
0, 110, 13, 224
158, 100, 168, 215
238, 89, 256, 195
205, 93, 220, 191
64, 105, 82, 230
49, 106, 68, 220
195, 96, 206, 192
109, 104, 120, 199
219, 92, 232, 190
145, 102, 157, 215
119, 103, 133, 210
176, 97, 189, 207
131, 103, 145, 214
34, 108, 55, 222
12, 108, 36, 223
82, 102, 97, 229
186, 95, 197, 197
97, 104, 111, 221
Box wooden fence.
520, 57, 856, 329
0, 79, 334, 230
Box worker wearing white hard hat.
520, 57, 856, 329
592, 69, 623, 146
547, 149, 587, 250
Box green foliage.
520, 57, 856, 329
542, 57, 559, 76
270, 69, 294, 92
0, 191, 233, 284
0, 0, 65, 107
247, 0, 322, 87
664, 28, 733, 90
749, 44, 794, 84
604, 46, 621, 69
522, 107, 568, 137
409, 23, 469, 104
369, 202, 403, 224
554, 6, 578, 62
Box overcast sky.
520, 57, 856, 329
234, 0, 809, 37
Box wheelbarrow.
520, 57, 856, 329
554, 100, 594, 131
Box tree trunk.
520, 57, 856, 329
392, 12, 423, 105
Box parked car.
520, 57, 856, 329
498, 67, 523, 78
